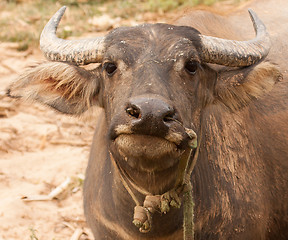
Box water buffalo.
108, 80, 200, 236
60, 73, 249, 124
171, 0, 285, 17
8, 0, 288, 239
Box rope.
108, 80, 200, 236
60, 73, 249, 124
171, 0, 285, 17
183, 182, 194, 240
182, 128, 201, 240
111, 157, 141, 206
110, 127, 201, 239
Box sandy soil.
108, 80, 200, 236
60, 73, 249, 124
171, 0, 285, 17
0, 43, 96, 240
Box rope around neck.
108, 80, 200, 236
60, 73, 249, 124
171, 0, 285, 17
110, 128, 201, 239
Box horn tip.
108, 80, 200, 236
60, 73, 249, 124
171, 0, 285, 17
49, 6, 67, 25
247, 8, 255, 15
59, 6, 67, 12
247, 8, 267, 34
247, 8, 257, 22
56, 6, 67, 18
48, 6, 67, 30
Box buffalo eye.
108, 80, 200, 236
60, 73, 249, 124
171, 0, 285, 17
185, 60, 198, 75
104, 62, 117, 76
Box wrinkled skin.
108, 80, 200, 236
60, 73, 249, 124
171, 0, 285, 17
8, 0, 288, 239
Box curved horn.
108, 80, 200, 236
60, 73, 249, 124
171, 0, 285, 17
199, 9, 271, 67
40, 6, 105, 65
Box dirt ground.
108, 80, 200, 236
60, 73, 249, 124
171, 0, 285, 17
0, 43, 98, 240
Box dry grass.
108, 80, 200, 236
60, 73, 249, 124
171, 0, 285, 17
0, 0, 248, 51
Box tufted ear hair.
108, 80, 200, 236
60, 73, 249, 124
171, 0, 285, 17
7, 61, 102, 115
215, 62, 282, 111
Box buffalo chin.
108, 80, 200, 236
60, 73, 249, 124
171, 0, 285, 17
114, 134, 184, 172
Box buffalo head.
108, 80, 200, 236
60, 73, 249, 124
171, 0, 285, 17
8, 7, 282, 237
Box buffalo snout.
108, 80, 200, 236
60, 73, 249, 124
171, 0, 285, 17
125, 96, 176, 137
109, 95, 194, 151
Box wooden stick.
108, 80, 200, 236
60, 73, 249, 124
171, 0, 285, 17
70, 228, 83, 240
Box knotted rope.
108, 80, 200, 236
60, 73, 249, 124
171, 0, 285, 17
110, 127, 201, 239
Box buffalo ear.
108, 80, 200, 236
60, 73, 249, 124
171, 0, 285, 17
7, 62, 102, 115
215, 62, 282, 111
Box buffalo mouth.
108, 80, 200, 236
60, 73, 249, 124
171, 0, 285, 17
113, 134, 185, 172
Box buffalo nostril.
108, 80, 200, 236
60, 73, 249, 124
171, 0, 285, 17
126, 105, 141, 119
163, 110, 176, 123
163, 116, 174, 123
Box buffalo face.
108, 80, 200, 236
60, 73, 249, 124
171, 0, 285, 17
97, 25, 208, 193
